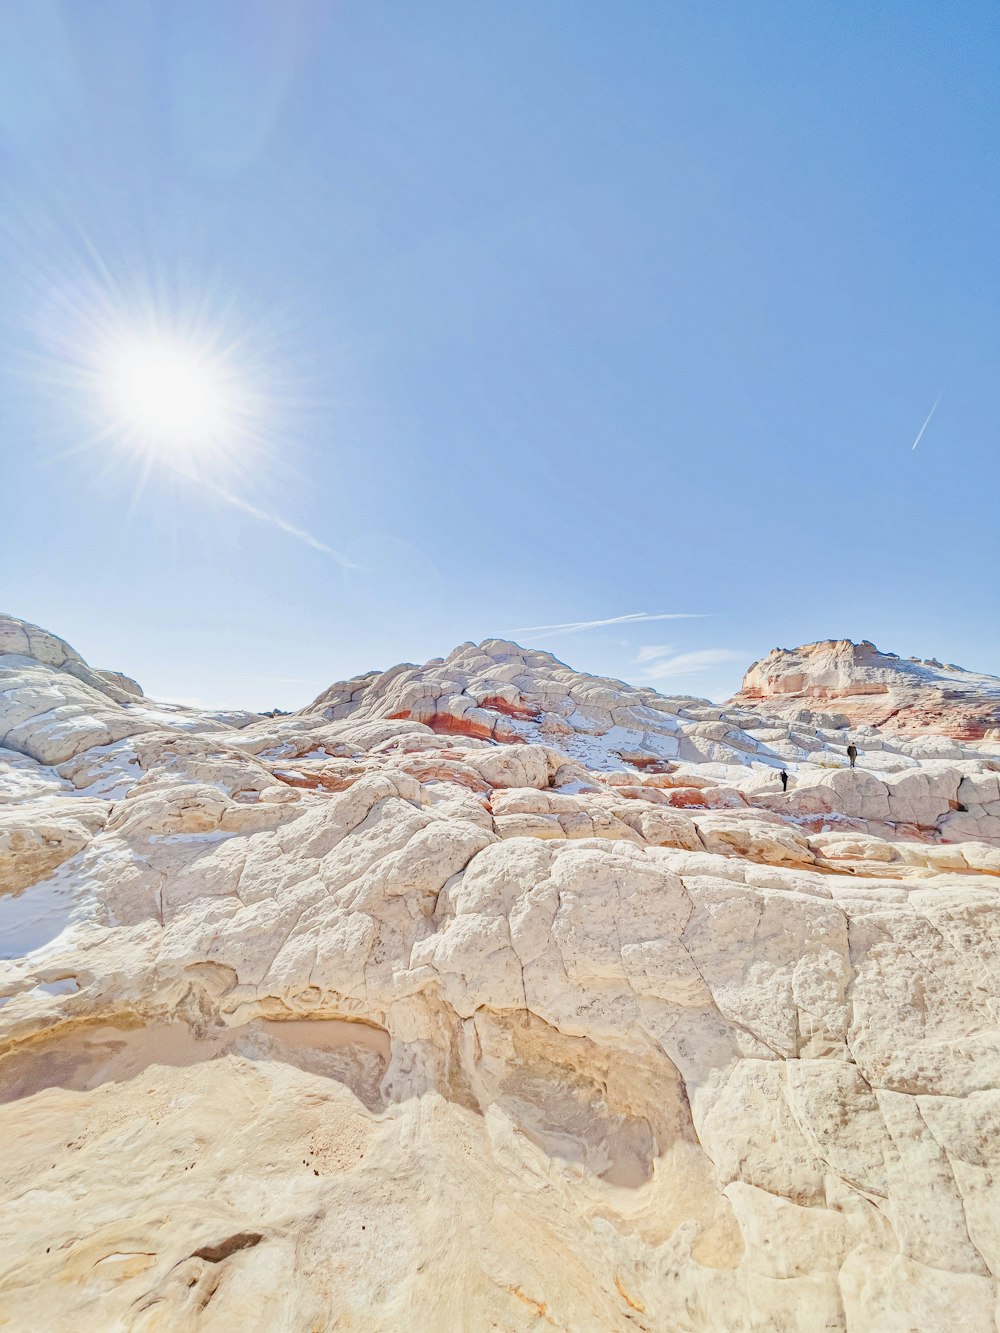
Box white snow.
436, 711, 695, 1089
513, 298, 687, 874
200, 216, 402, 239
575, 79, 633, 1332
35, 977, 79, 997
149, 830, 238, 845
60, 740, 142, 800
0, 748, 68, 804
0, 862, 91, 961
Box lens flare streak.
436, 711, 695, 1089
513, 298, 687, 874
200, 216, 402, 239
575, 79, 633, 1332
16, 253, 354, 566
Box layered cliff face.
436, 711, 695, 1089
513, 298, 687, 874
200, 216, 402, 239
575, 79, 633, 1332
2, 614, 1000, 1331
731, 638, 1000, 740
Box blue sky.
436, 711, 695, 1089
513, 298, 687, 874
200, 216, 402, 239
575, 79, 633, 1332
2, 0, 998, 710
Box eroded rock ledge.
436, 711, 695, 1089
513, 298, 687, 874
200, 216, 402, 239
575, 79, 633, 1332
731, 638, 1000, 740
1, 614, 999, 1331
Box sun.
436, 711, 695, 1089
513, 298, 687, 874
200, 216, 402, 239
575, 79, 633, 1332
32, 269, 275, 492
100, 334, 238, 467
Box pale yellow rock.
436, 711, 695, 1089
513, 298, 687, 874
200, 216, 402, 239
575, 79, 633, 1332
0, 797, 107, 894
1, 612, 1000, 1331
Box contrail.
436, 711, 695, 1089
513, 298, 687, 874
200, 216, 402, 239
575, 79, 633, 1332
911, 389, 944, 450
510, 612, 707, 637
209, 483, 363, 569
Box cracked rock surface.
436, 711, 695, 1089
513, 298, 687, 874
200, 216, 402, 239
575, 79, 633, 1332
2, 614, 1000, 1330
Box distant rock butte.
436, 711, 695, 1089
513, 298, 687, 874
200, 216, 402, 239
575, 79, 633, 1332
2, 613, 1000, 1331
730, 638, 1000, 740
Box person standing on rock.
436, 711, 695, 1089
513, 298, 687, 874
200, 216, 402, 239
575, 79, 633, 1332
780, 769, 789, 792
846, 742, 858, 768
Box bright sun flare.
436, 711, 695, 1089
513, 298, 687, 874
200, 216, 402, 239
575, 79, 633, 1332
100, 335, 237, 464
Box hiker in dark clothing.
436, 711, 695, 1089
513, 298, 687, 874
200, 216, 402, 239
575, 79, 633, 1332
780, 769, 789, 792
846, 743, 858, 768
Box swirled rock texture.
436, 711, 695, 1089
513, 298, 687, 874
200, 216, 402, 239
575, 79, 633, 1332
731, 638, 1000, 740
2, 613, 1000, 1331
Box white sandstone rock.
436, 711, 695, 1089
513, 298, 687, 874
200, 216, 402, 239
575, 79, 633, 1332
1, 611, 999, 1331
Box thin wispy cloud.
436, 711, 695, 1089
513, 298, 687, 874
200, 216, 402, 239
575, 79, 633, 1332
510, 612, 707, 638
209, 483, 363, 569
910, 389, 944, 450
635, 643, 675, 663
634, 647, 746, 681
